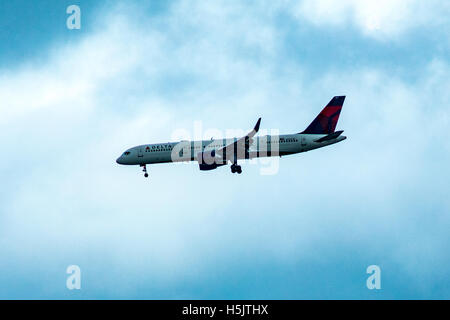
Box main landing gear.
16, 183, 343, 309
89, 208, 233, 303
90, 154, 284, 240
140, 164, 149, 178
231, 163, 242, 174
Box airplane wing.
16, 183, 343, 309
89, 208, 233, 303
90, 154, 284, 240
215, 118, 261, 162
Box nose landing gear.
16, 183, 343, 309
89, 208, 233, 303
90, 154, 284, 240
141, 164, 149, 178
231, 163, 242, 174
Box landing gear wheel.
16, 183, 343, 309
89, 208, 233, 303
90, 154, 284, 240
231, 164, 242, 174
141, 164, 149, 178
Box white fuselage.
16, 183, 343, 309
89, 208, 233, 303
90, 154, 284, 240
116, 133, 346, 166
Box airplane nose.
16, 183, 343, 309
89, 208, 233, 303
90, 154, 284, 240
116, 157, 123, 164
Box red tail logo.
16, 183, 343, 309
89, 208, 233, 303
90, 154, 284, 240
302, 96, 345, 134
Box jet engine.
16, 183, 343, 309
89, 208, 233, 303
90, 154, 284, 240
197, 150, 225, 171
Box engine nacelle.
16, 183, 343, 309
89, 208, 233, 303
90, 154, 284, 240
197, 150, 224, 171
199, 163, 219, 171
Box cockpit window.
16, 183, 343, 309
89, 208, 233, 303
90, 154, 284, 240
124, 151, 131, 156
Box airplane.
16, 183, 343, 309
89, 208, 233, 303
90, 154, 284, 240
116, 96, 347, 177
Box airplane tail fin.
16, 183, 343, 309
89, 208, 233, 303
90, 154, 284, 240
301, 96, 345, 134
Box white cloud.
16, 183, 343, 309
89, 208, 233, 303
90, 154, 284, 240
293, 0, 450, 39
0, 0, 449, 298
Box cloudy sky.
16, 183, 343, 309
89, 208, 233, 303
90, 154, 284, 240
0, 0, 449, 299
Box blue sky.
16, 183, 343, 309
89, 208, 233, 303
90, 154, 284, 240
0, 0, 449, 299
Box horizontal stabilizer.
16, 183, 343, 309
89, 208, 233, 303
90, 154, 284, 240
314, 130, 344, 143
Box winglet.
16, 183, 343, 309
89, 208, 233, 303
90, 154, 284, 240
254, 117, 261, 133
246, 117, 261, 139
